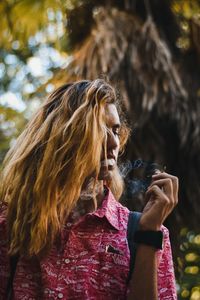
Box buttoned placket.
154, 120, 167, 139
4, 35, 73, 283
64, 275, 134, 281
53, 215, 93, 299
52, 223, 72, 299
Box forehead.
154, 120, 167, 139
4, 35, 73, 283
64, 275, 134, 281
104, 103, 120, 126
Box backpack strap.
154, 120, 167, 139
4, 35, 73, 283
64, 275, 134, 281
127, 211, 142, 282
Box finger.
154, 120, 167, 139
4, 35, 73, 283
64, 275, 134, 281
152, 172, 179, 201
146, 185, 171, 206
146, 185, 176, 215
145, 185, 174, 224
149, 178, 173, 199
149, 180, 178, 210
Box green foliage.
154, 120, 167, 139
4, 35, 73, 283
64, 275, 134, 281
177, 229, 200, 299
172, 0, 200, 50
172, 0, 200, 19
0, 104, 26, 163
0, 1, 68, 163
0, 0, 66, 51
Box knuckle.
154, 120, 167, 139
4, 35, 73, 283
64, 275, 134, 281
172, 176, 179, 183
166, 178, 172, 185
171, 176, 179, 187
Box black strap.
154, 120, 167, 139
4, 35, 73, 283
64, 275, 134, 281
127, 211, 142, 282
6, 255, 19, 299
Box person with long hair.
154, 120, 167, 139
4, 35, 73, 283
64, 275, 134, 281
0, 79, 178, 299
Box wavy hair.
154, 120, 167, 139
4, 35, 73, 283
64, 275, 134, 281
0, 79, 130, 257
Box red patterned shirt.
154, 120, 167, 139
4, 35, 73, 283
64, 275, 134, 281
0, 189, 177, 299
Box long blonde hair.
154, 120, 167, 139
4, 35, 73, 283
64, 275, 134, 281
0, 79, 130, 257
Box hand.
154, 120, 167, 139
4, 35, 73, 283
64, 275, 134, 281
139, 172, 179, 231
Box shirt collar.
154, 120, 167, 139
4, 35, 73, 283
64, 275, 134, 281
90, 188, 121, 231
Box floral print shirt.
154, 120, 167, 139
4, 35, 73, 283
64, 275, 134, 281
0, 189, 177, 299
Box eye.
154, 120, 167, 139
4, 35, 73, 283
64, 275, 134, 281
112, 126, 120, 136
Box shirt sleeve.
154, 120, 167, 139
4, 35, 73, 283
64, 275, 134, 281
157, 225, 177, 300
0, 204, 10, 298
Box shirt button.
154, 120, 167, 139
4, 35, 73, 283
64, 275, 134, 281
64, 258, 70, 264
58, 293, 63, 299
67, 222, 72, 227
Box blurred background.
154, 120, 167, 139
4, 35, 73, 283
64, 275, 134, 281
0, 0, 200, 298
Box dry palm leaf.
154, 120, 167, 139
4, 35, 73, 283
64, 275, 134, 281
64, 7, 189, 144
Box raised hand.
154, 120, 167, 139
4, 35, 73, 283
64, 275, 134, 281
139, 172, 179, 231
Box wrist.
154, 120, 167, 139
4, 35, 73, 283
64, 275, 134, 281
139, 219, 161, 231
139, 224, 161, 231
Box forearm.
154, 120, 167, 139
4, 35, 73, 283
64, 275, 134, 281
127, 245, 158, 300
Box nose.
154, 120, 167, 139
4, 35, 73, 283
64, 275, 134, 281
107, 130, 119, 151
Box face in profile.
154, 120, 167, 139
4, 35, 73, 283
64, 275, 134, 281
98, 103, 121, 181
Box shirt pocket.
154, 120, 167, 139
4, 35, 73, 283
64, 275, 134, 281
97, 251, 129, 283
